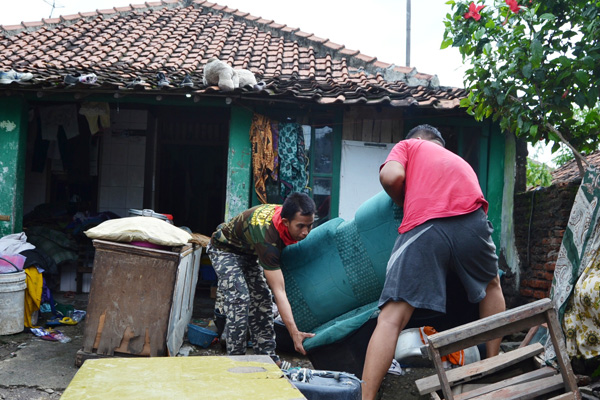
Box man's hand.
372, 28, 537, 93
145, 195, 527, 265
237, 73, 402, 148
291, 330, 316, 355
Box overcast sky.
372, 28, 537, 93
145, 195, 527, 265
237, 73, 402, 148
0, 0, 467, 88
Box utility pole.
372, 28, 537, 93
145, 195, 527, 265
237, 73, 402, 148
406, 0, 411, 67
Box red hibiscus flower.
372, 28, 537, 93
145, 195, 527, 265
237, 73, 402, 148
464, 2, 486, 21
505, 0, 520, 13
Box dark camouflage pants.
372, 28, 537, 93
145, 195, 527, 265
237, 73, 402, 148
206, 243, 277, 360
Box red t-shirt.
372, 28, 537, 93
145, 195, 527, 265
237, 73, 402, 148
382, 139, 488, 233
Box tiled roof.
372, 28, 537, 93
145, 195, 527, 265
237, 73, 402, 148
0, 0, 466, 108
551, 152, 600, 185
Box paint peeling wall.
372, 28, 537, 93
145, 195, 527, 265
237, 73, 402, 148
500, 134, 520, 277
0, 98, 27, 236
224, 106, 252, 221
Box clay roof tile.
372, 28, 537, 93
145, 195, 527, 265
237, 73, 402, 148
0, 1, 460, 107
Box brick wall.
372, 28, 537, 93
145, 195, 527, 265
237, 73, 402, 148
508, 181, 579, 307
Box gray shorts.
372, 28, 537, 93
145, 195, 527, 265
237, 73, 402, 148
379, 208, 499, 313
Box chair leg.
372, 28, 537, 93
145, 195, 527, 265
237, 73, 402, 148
545, 308, 580, 396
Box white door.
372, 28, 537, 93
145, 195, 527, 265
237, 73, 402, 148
339, 140, 395, 220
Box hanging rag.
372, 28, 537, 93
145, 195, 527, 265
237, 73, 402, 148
270, 121, 280, 181
278, 122, 308, 198
24, 267, 44, 328
79, 102, 110, 135
39, 104, 79, 140
249, 113, 276, 204
546, 167, 600, 362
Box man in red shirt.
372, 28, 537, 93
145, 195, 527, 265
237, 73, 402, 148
361, 125, 506, 400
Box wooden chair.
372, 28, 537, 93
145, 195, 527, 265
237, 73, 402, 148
415, 298, 581, 400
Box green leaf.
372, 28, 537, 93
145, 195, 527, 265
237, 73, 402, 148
522, 63, 532, 78
529, 125, 538, 136
474, 27, 486, 41
574, 71, 589, 85
539, 13, 556, 21
530, 39, 543, 68
441, 38, 453, 49
575, 92, 587, 108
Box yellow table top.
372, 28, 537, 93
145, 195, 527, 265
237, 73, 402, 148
61, 355, 306, 400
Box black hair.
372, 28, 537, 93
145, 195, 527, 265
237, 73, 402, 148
281, 192, 316, 220
405, 124, 445, 147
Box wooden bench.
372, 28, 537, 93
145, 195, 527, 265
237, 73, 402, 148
415, 298, 580, 400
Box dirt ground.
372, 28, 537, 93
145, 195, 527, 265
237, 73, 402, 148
0, 289, 435, 400
2, 289, 598, 400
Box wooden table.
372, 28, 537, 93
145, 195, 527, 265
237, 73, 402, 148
62, 355, 306, 400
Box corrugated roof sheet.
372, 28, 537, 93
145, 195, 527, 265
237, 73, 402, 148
0, 0, 467, 107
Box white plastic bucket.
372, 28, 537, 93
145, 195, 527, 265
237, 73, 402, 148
0, 271, 27, 335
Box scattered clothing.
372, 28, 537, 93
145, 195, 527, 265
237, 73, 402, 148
0, 69, 33, 84
79, 102, 110, 135
0, 232, 35, 254
24, 267, 44, 328
25, 226, 78, 266
39, 105, 79, 140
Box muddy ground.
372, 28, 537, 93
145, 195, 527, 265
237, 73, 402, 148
1, 290, 598, 399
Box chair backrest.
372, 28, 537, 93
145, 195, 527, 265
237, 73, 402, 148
416, 298, 581, 400
280, 191, 402, 332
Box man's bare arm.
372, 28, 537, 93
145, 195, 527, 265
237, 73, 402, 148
379, 161, 406, 207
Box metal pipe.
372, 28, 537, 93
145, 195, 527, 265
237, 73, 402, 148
406, 0, 411, 67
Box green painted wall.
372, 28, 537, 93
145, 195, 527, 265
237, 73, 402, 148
0, 97, 27, 236
486, 122, 506, 250
225, 106, 252, 221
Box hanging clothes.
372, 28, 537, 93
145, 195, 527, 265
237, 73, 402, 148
278, 122, 308, 199
79, 102, 110, 135
39, 104, 79, 140
270, 121, 279, 181
24, 267, 43, 328
249, 114, 276, 204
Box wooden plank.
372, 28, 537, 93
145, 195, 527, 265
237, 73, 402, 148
353, 119, 363, 141
416, 343, 544, 394
426, 299, 552, 355
518, 325, 540, 348
473, 374, 564, 400
372, 120, 382, 143
380, 120, 392, 143
361, 119, 373, 142
430, 346, 456, 400
392, 119, 403, 142
545, 307, 581, 396
342, 115, 354, 141
453, 367, 557, 400
547, 392, 578, 400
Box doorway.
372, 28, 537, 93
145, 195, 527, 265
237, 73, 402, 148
155, 107, 229, 236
